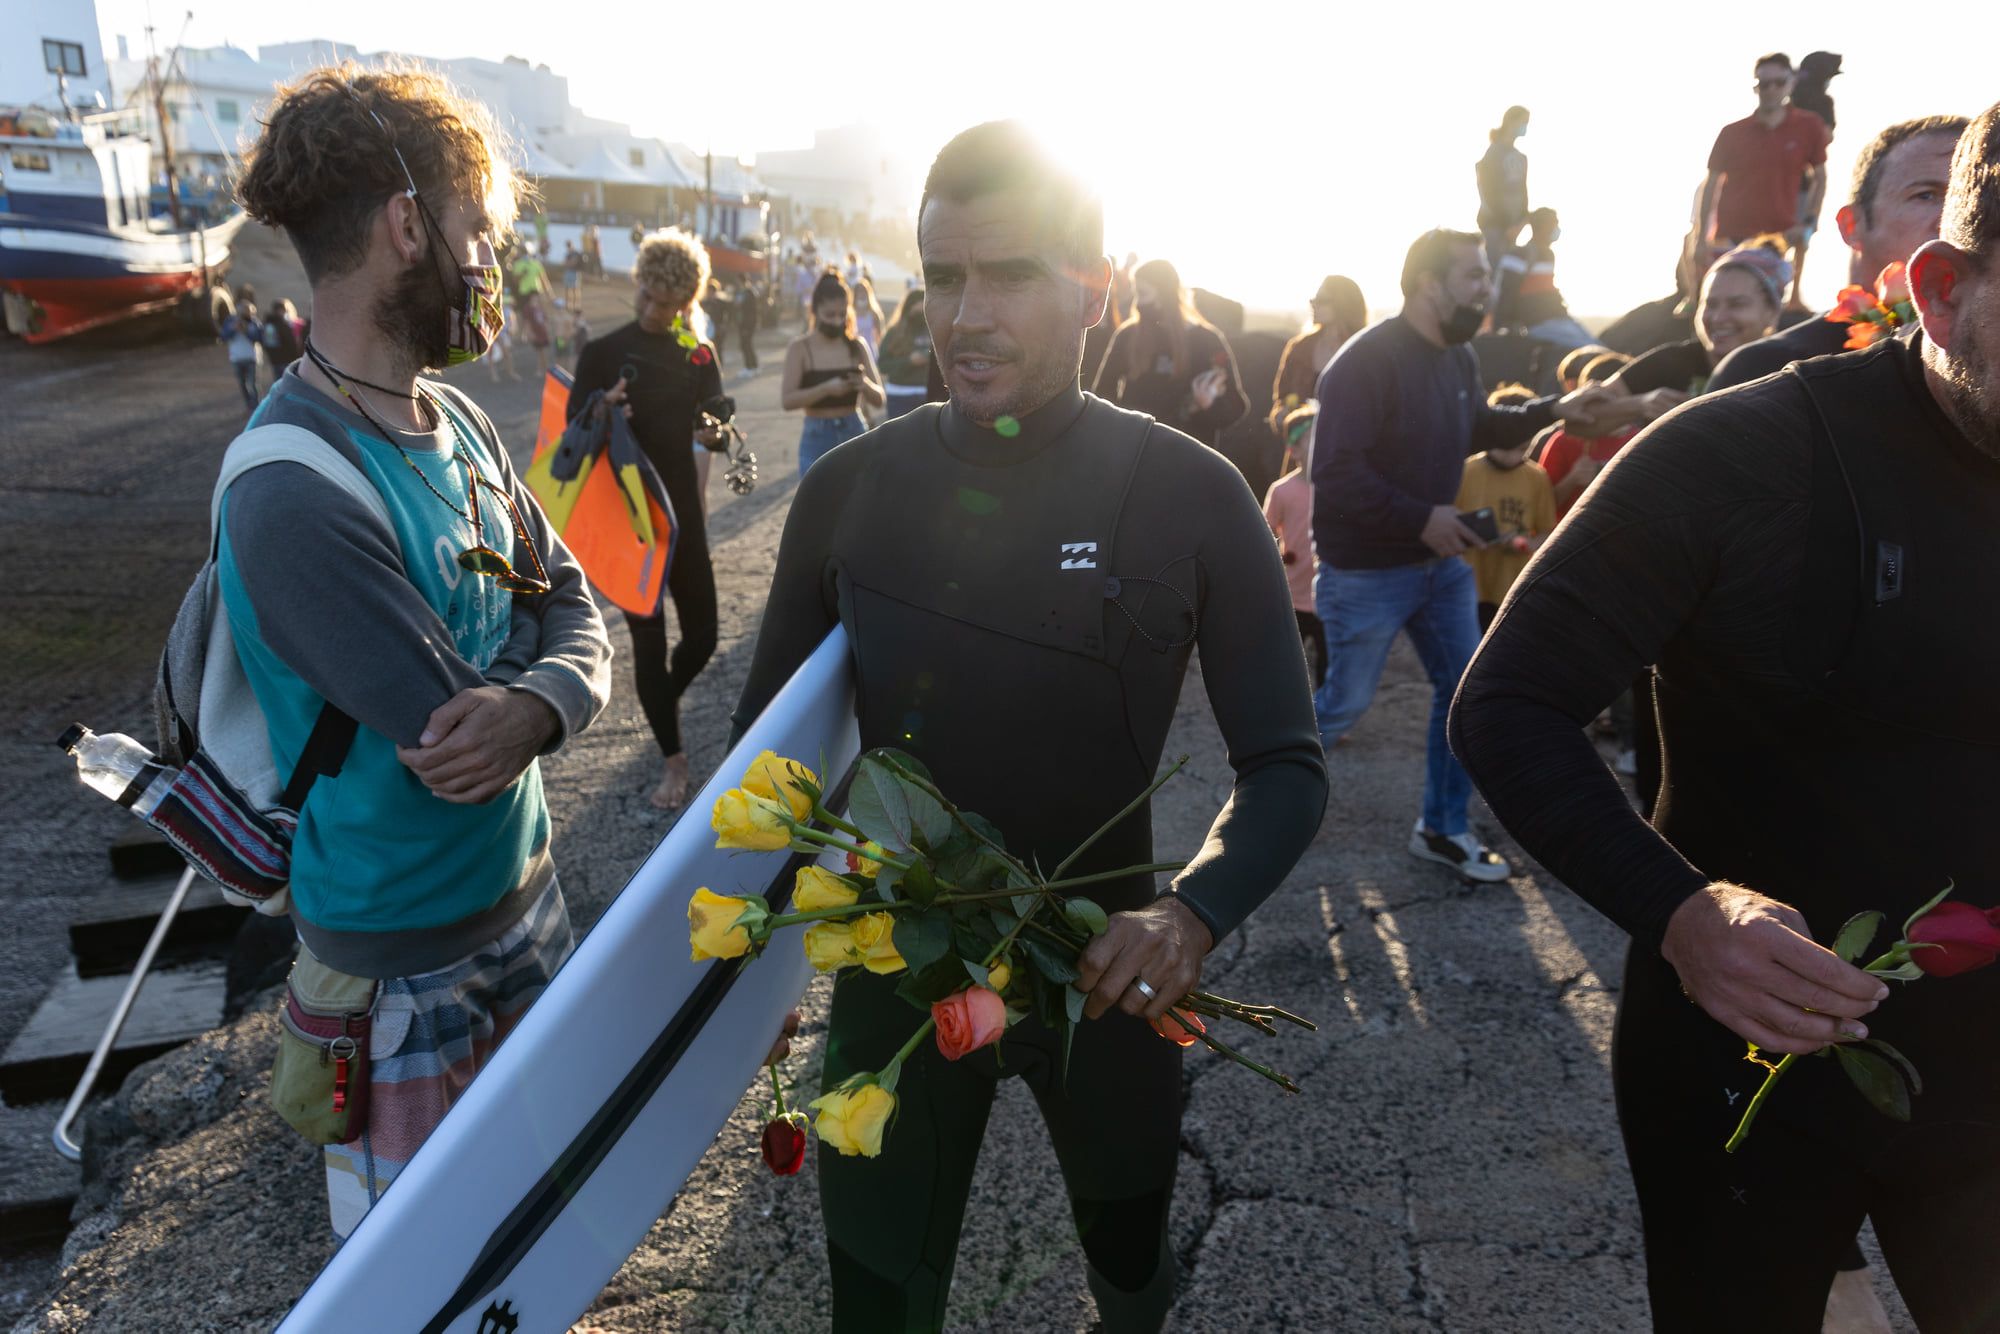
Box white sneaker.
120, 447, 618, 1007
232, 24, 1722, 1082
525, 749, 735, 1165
1409, 821, 1511, 883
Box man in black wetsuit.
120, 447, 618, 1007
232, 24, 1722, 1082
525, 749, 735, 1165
1450, 102, 2000, 1333
732, 121, 1326, 1332
1711, 114, 1967, 391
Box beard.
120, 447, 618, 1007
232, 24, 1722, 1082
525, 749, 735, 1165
1934, 320, 2000, 462
372, 257, 452, 375
946, 330, 1082, 427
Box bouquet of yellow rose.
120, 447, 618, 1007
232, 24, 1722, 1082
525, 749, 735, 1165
689, 747, 1314, 1159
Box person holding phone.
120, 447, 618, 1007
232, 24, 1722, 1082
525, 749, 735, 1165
781, 267, 884, 474
1311, 228, 1606, 881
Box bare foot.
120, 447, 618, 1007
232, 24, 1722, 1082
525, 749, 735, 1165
648, 754, 690, 811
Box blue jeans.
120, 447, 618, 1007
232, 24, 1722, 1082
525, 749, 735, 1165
799, 412, 866, 475
1315, 557, 1480, 836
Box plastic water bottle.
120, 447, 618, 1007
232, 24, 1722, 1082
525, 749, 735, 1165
57, 724, 173, 819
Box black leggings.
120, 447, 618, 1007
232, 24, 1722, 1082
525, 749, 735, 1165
1614, 944, 2000, 1331
818, 968, 1182, 1333
621, 531, 716, 758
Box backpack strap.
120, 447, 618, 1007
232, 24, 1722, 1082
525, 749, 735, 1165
210, 423, 400, 559
280, 703, 361, 811
209, 422, 398, 805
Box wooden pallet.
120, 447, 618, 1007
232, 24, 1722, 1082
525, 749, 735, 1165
0, 962, 227, 1105
66, 872, 248, 978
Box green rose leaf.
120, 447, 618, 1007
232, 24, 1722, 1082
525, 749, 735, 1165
1061, 897, 1110, 937
901, 859, 940, 906
892, 907, 954, 974
1873, 961, 1926, 982
849, 758, 915, 851
894, 955, 969, 1010
1064, 981, 1086, 1024
1855, 1038, 1924, 1096
874, 861, 904, 903
1833, 1043, 1912, 1122
1020, 934, 1080, 985
1832, 911, 1882, 963
962, 958, 991, 987
897, 778, 954, 852
870, 747, 933, 784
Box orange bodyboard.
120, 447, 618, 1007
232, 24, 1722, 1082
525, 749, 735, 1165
531, 368, 675, 615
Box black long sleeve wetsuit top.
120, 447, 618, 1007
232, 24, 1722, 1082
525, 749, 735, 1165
731, 385, 1327, 942
1451, 332, 2000, 1331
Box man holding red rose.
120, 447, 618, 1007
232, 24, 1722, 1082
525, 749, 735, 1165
1452, 104, 2000, 1331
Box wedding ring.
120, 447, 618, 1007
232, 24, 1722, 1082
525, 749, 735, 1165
1134, 978, 1158, 1000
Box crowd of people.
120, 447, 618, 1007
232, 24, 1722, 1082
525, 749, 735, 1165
186, 45, 2000, 1334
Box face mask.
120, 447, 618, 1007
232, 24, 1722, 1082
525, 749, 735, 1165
816, 318, 845, 338
1135, 302, 1163, 323
416, 199, 502, 365
1440, 302, 1484, 345
1486, 452, 1525, 471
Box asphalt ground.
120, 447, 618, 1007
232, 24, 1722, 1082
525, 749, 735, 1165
1, 227, 1917, 1330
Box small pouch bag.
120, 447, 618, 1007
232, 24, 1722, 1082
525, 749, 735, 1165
269, 949, 377, 1146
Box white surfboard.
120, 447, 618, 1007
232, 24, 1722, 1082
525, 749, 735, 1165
278, 627, 859, 1334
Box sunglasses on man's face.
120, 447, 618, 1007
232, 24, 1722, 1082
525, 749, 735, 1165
456, 464, 551, 595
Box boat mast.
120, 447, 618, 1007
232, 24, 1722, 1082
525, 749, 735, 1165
145, 21, 184, 230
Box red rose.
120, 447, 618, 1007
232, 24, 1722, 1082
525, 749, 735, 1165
932, 986, 1008, 1060
691, 345, 713, 366
1907, 901, 2000, 977
761, 1112, 808, 1175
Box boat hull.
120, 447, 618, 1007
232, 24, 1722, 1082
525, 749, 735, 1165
0, 211, 245, 342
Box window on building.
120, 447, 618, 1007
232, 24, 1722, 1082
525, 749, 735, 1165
42, 40, 88, 76
10, 151, 53, 172
216, 99, 240, 123
629, 148, 644, 168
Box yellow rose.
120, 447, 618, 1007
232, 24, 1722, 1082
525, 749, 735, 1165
712, 788, 794, 851
687, 888, 759, 961
804, 921, 862, 971
851, 911, 906, 976
740, 750, 817, 823
986, 960, 1012, 991
794, 866, 860, 912
810, 1082, 897, 1157
845, 841, 887, 877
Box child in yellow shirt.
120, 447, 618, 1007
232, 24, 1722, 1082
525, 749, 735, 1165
1456, 438, 1555, 630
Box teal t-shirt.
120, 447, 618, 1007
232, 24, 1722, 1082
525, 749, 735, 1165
217, 382, 550, 935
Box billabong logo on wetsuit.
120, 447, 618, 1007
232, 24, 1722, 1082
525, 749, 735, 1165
1060, 542, 1098, 570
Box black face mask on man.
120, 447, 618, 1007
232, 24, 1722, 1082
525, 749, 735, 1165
816, 318, 846, 339
1439, 301, 1485, 346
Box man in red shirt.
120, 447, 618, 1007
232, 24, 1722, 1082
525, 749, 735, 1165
1693, 53, 1829, 306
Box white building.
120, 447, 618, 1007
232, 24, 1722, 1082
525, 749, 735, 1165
756, 124, 923, 225
3, 0, 114, 113
106, 43, 280, 179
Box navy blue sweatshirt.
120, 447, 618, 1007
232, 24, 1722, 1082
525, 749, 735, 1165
1311, 315, 1556, 569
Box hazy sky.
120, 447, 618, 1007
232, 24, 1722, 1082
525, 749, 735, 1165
95, 0, 2000, 317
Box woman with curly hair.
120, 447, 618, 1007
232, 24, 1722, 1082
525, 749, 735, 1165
569, 227, 727, 809
781, 266, 884, 473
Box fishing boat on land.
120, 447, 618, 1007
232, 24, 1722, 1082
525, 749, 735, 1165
0, 106, 242, 343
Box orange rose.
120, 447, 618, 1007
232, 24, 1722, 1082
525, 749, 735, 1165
1876, 261, 1910, 305
1152, 1008, 1207, 1048
932, 986, 1008, 1061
